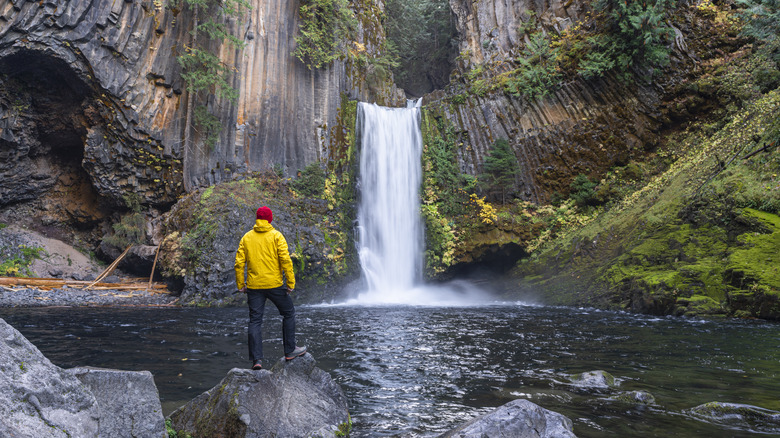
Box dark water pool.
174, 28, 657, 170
1, 304, 778, 437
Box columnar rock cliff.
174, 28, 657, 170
425, 0, 692, 203
0, 0, 400, 212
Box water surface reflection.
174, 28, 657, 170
1, 304, 778, 437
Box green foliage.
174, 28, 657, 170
422, 120, 472, 215
737, 0, 780, 42
479, 138, 521, 203
569, 174, 600, 208
575, 34, 617, 80
165, 419, 192, 438
294, 0, 357, 69
177, 0, 249, 148
506, 32, 561, 99
193, 105, 222, 149
588, 0, 675, 78
291, 162, 327, 198
0, 244, 43, 277
178, 46, 240, 102
104, 194, 146, 248
383, 0, 457, 94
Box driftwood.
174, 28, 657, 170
86, 245, 133, 289
148, 245, 161, 291
0, 276, 169, 293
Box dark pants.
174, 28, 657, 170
247, 287, 296, 361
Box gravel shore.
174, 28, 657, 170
0, 286, 179, 307
1, 224, 180, 307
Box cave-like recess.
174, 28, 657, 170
0, 50, 111, 245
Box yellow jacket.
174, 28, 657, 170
234, 220, 296, 290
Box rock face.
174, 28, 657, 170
423, 0, 697, 204
0, 0, 398, 198
0, 317, 168, 437
168, 353, 350, 438
66, 367, 167, 438
440, 399, 577, 438
0, 317, 99, 436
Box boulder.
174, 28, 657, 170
688, 402, 780, 434
66, 367, 166, 438
0, 318, 100, 437
440, 399, 577, 438
168, 353, 350, 438
567, 370, 618, 389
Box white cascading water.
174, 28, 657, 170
356, 100, 424, 298
349, 100, 490, 306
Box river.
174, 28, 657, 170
1, 303, 778, 437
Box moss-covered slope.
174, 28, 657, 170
509, 89, 780, 319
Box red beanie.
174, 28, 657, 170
256, 206, 273, 222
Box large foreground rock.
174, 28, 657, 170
0, 318, 167, 437
168, 353, 350, 438
66, 367, 166, 438
441, 399, 577, 438
0, 318, 100, 436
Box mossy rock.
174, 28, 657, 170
567, 370, 618, 389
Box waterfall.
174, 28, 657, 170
356, 101, 424, 297
347, 100, 492, 306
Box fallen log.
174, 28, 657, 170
0, 277, 169, 292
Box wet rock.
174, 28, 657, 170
440, 399, 576, 438
0, 318, 100, 436
168, 353, 350, 438
688, 402, 780, 434
66, 367, 167, 438
567, 370, 618, 389
605, 390, 656, 405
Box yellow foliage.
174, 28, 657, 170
470, 194, 497, 225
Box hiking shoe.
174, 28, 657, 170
252, 361, 262, 370
285, 346, 307, 361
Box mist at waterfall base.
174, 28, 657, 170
347, 101, 493, 306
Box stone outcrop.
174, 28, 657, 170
0, 317, 100, 436
168, 354, 351, 438
440, 399, 577, 438
0, 317, 167, 437
66, 367, 167, 438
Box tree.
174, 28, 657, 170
294, 0, 357, 69
479, 139, 521, 204
383, 0, 457, 96
177, 0, 249, 177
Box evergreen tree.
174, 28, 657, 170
479, 139, 520, 204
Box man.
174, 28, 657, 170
235, 206, 306, 370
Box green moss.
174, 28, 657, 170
511, 87, 780, 318
728, 209, 780, 289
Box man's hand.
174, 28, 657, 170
239, 286, 247, 294
286, 287, 293, 294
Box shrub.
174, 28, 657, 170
291, 162, 327, 198
506, 32, 561, 99
570, 174, 600, 208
